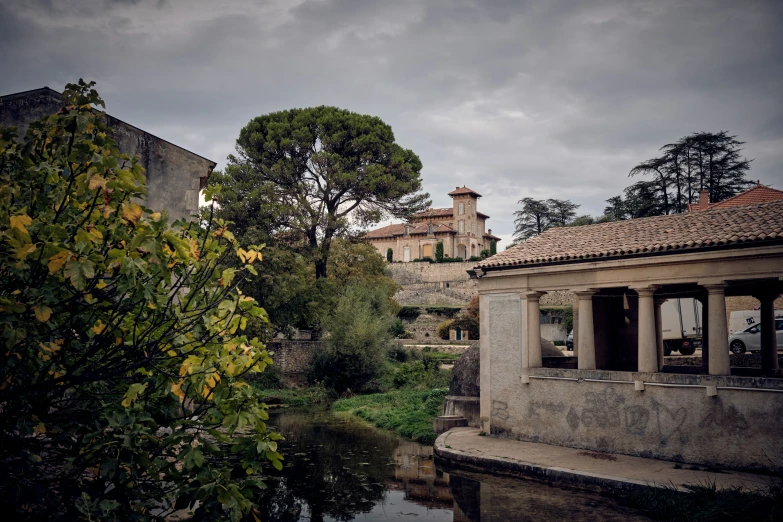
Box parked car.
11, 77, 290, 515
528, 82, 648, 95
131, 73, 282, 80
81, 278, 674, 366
566, 330, 573, 350
728, 319, 783, 354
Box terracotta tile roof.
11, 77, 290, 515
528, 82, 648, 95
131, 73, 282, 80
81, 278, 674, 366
448, 186, 483, 197
483, 232, 502, 241
476, 200, 783, 270
411, 208, 453, 220
364, 222, 456, 239
707, 184, 783, 210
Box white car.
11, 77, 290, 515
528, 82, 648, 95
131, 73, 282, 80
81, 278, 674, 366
728, 318, 783, 354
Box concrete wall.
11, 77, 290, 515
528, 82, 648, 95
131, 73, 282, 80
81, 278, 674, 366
266, 340, 322, 374
541, 324, 567, 342
0, 88, 215, 222
488, 367, 783, 472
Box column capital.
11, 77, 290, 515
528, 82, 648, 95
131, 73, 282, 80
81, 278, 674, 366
524, 290, 547, 301
654, 297, 667, 306
631, 285, 660, 297
752, 290, 781, 302
573, 289, 597, 299
701, 282, 727, 295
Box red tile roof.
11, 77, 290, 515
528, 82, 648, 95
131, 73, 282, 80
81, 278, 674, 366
476, 200, 783, 270
411, 208, 453, 220
448, 186, 482, 197
707, 184, 783, 210
364, 222, 457, 239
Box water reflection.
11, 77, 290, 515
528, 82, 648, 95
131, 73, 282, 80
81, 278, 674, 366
253, 411, 648, 521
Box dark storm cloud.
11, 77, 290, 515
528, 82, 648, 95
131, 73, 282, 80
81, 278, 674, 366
1, 0, 782, 245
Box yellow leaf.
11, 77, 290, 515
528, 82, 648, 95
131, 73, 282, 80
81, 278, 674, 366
170, 381, 185, 402
33, 305, 52, 322
39, 342, 61, 355
206, 376, 216, 388
115, 337, 122, 346
89, 227, 103, 240
96, 280, 108, 289
15, 243, 36, 260
92, 320, 107, 335
150, 212, 161, 221
202, 386, 213, 400
9, 214, 32, 232
33, 422, 46, 435
167, 350, 177, 357
48, 250, 70, 274
147, 302, 156, 310
88, 175, 107, 190
121, 202, 143, 226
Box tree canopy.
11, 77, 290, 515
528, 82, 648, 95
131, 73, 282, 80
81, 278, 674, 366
214, 106, 430, 279
513, 197, 581, 241
0, 81, 280, 520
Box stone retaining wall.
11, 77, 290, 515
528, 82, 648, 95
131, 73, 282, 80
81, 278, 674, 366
266, 340, 322, 374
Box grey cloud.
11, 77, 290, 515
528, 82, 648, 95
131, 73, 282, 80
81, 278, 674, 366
1, 0, 781, 239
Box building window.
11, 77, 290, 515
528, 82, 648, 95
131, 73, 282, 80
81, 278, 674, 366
459, 221, 464, 233
459, 202, 464, 215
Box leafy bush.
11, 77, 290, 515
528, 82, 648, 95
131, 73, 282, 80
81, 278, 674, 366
397, 306, 422, 320
387, 345, 409, 362
0, 81, 280, 520
439, 256, 464, 263
480, 249, 490, 259
437, 320, 454, 340
307, 284, 395, 393
421, 256, 434, 263
248, 364, 284, 390
425, 306, 462, 318
468, 255, 482, 262
490, 240, 497, 255
390, 318, 407, 338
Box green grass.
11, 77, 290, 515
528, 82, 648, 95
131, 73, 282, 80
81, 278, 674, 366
621, 480, 783, 521
252, 385, 334, 408
332, 389, 448, 445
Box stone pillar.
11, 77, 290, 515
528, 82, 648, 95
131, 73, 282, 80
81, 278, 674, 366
526, 291, 546, 368
636, 287, 659, 373
655, 298, 665, 371
704, 283, 730, 376
755, 290, 780, 377
697, 293, 709, 374
478, 294, 491, 434
575, 290, 596, 370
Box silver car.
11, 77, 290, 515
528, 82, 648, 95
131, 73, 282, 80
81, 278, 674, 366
728, 318, 783, 354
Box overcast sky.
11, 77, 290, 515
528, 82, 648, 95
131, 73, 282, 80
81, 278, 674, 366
2, 0, 782, 246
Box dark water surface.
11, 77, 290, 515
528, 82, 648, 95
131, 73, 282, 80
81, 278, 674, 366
255, 411, 650, 521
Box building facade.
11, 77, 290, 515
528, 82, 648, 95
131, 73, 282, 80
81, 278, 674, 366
0, 87, 216, 222
471, 200, 783, 471
365, 186, 500, 262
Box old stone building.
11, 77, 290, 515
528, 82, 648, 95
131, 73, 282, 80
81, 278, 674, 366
364, 186, 500, 262
0, 87, 216, 222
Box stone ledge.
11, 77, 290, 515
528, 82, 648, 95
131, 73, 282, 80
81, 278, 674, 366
527, 366, 783, 390
434, 429, 686, 494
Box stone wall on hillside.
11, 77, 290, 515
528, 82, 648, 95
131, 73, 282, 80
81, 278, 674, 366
387, 262, 478, 305
266, 341, 322, 374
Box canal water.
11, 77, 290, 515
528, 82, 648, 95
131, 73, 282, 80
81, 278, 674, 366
254, 411, 650, 521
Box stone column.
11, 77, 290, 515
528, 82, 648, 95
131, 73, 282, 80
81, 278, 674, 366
636, 287, 659, 373
655, 298, 666, 371
755, 290, 780, 377
696, 293, 709, 374
526, 291, 546, 368
704, 283, 730, 376
575, 290, 596, 370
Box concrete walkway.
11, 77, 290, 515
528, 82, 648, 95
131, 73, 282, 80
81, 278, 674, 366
435, 428, 773, 493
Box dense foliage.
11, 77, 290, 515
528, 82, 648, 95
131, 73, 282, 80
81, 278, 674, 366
307, 284, 396, 393
0, 81, 281, 521
215, 106, 430, 279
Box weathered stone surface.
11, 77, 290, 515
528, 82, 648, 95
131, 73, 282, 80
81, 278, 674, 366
449, 343, 481, 397
434, 415, 468, 434
0, 87, 215, 222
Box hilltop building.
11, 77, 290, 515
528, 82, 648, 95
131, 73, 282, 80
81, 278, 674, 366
0, 87, 216, 222
365, 186, 501, 262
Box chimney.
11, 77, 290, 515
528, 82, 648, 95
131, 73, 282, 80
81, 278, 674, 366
488, 229, 492, 235
699, 189, 710, 211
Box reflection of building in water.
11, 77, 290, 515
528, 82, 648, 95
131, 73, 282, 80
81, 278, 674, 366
388, 442, 453, 510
